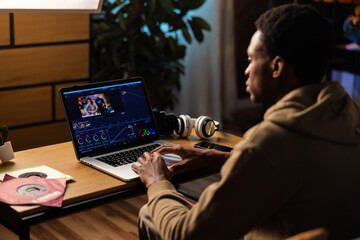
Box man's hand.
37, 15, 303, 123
152, 144, 230, 172
131, 152, 174, 188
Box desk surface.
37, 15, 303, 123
0, 131, 242, 218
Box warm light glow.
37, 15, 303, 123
0, 0, 104, 13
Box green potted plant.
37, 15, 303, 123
91, 0, 211, 110
0, 125, 14, 163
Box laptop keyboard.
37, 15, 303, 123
95, 144, 161, 167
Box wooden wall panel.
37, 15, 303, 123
9, 122, 71, 151
14, 13, 89, 45
0, 86, 52, 127
0, 13, 90, 151
55, 81, 88, 120
0, 14, 10, 46
0, 43, 89, 88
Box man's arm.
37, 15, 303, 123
134, 147, 286, 239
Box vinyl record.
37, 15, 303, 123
18, 171, 48, 179
0, 174, 66, 207
0, 165, 73, 182
17, 184, 47, 197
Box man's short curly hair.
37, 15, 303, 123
255, 4, 334, 85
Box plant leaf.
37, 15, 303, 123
0, 126, 8, 145
148, 0, 156, 14
3, 126, 8, 142
189, 19, 204, 42
117, 13, 126, 31
159, 0, 175, 15
181, 27, 192, 44
167, 37, 177, 52
184, 0, 206, 10
192, 17, 211, 31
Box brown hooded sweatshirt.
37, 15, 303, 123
147, 81, 360, 240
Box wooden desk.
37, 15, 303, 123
0, 131, 241, 240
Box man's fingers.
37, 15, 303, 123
152, 144, 179, 155
169, 161, 187, 172
143, 151, 151, 157
131, 164, 140, 173
151, 151, 162, 158
137, 156, 145, 165
150, 145, 166, 154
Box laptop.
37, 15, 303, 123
60, 77, 181, 181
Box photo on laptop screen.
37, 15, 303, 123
77, 93, 118, 118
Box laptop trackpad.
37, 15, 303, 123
163, 154, 182, 166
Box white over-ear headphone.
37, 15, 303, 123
175, 115, 220, 139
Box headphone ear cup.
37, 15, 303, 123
195, 116, 217, 139
175, 116, 184, 136
177, 115, 192, 137
194, 116, 205, 138
183, 115, 192, 137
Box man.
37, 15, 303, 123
132, 4, 360, 239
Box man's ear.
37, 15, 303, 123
272, 56, 284, 79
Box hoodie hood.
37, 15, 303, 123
264, 81, 360, 145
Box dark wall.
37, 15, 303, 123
234, 1, 268, 98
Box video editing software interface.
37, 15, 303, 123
62, 80, 158, 155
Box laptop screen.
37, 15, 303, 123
60, 78, 159, 158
